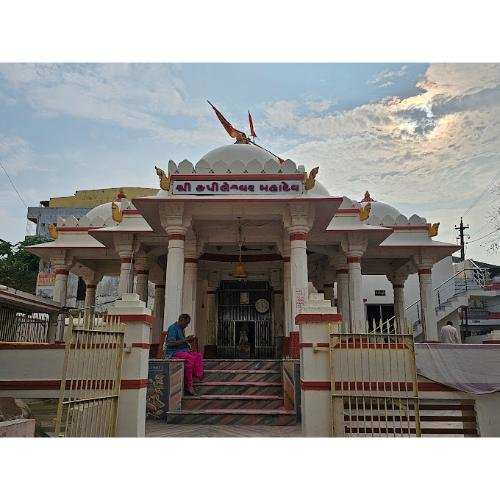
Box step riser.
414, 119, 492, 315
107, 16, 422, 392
167, 413, 296, 426
202, 372, 282, 383
204, 361, 282, 371
182, 399, 284, 410
195, 385, 282, 396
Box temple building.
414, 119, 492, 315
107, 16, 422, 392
26, 137, 460, 358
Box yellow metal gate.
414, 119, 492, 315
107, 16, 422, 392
330, 321, 421, 437
55, 311, 125, 437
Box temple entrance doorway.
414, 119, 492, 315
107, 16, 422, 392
216, 281, 273, 358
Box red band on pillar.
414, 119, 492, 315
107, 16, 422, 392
290, 233, 307, 241
336, 268, 348, 274
168, 233, 186, 241
120, 257, 132, 264
184, 258, 198, 264
282, 256, 290, 262
418, 268, 432, 275
55, 269, 69, 275
347, 256, 361, 264
85, 284, 96, 289
136, 270, 148, 275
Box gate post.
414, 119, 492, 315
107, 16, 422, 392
296, 292, 341, 437
107, 293, 153, 437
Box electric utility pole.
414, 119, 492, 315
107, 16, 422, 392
455, 217, 470, 262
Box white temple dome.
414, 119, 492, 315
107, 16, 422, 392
360, 191, 426, 227
200, 144, 277, 167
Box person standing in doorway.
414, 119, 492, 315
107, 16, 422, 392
164, 313, 204, 395
439, 321, 461, 344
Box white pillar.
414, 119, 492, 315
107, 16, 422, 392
182, 257, 198, 336
289, 230, 309, 331
53, 268, 70, 306
118, 255, 134, 297
418, 265, 438, 341
84, 283, 97, 310
347, 254, 365, 331
51, 258, 72, 341
152, 283, 165, 345
283, 257, 292, 337
331, 254, 350, 328
135, 270, 149, 304
163, 229, 186, 330
206, 287, 217, 347
388, 271, 408, 334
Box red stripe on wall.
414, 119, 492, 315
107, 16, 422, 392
55, 269, 69, 275
418, 268, 432, 275
168, 233, 186, 241
0, 379, 148, 390
295, 313, 342, 324
300, 380, 331, 390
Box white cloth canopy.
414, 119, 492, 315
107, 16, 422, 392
415, 343, 500, 394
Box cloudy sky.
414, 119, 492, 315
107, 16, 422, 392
0, 63, 499, 263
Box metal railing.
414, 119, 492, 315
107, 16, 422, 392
0, 304, 50, 343
373, 266, 491, 335
54, 310, 125, 437
329, 320, 420, 437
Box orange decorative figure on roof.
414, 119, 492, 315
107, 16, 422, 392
155, 166, 171, 191
111, 202, 123, 223
304, 166, 319, 191
359, 203, 371, 222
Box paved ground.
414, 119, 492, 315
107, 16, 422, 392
146, 421, 303, 437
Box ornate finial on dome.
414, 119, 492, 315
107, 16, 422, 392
48, 223, 58, 240
304, 166, 319, 190
359, 203, 371, 222
362, 191, 374, 202
116, 189, 127, 200
155, 166, 171, 191
111, 202, 123, 223
427, 222, 440, 237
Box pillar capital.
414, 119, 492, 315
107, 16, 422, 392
387, 270, 408, 287
341, 233, 368, 257
50, 255, 74, 271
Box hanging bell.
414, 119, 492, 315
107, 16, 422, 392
233, 261, 248, 279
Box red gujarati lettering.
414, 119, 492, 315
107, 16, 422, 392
220, 182, 230, 192
206, 182, 219, 192
196, 184, 205, 192
260, 184, 269, 192
239, 184, 248, 192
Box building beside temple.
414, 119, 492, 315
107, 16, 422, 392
26, 138, 461, 357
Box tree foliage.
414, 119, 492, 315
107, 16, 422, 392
0, 236, 49, 293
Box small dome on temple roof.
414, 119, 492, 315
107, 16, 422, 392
360, 192, 426, 227
200, 144, 278, 168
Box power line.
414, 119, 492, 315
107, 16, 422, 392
0, 161, 28, 209
462, 169, 500, 218
467, 228, 499, 245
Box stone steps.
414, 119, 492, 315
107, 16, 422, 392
202, 369, 282, 383
165, 358, 295, 425
166, 408, 296, 426
193, 380, 283, 396
182, 394, 284, 410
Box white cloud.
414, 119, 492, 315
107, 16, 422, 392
368, 65, 408, 87
0, 64, 219, 145
268, 64, 500, 263
0, 134, 33, 174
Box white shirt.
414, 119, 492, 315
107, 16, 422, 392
439, 325, 461, 344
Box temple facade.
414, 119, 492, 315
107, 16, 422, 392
26, 141, 459, 358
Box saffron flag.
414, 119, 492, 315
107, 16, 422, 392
248, 111, 257, 138
208, 100, 237, 138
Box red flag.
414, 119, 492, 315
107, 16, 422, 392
207, 100, 248, 143
248, 111, 257, 138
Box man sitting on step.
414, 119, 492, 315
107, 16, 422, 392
164, 313, 204, 396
